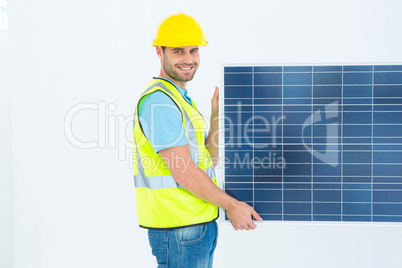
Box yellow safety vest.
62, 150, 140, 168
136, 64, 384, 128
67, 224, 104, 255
133, 78, 219, 229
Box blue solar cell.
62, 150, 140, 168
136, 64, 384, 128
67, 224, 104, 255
313, 164, 341, 175
284, 164, 311, 175
284, 215, 312, 221
255, 183, 282, 189
344, 183, 372, 189
375, 112, 402, 124
313, 203, 341, 215
374, 104, 402, 111
343, 72, 373, 84
374, 125, 402, 136
254, 190, 282, 201
283, 85, 311, 98
374, 65, 402, 71
374, 98, 402, 104
254, 66, 282, 72
284, 203, 311, 214
343, 151, 371, 161
343, 65, 373, 72
225, 105, 252, 112
374, 164, 402, 176
313, 66, 342, 72
343, 203, 371, 215
343, 105, 372, 111
373, 152, 402, 164
224, 86, 252, 98
343, 98, 372, 104
284, 183, 311, 189
374, 85, 402, 97
224, 73, 252, 85
225, 164, 253, 175
343, 125, 372, 136
223, 64, 402, 223
375, 72, 402, 84
283, 73, 312, 85
224, 98, 252, 105
254, 86, 282, 98
254, 98, 282, 105
313, 72, 342, 85
254, 202, 282, 214
344, 177, 372, 183
254, 73, 282, 85
283, 66, 312, 72
225, 182, 253, 189
343, 85, 372, 97
313, 86, 342, 98
343, 190, 372, 202
313, 190, 341, 202
374, 191, 402, 202
225, 175, 253, 183
283, 189, 311, 201
283, 98, 312, 104
226, 189, 253, 201
224, 66, 253, 72
313, 183, 341, 189
283, 105, 312, 111
313, 98, 342, 104
283, 151, 311, 163
373, 216, 402, 222
343, 216, 372, 222
343, 144, 371, 150
343, 112, 372, 124
254, 176, 282, 183
343, 164, 371, 176
313, 215, 342, 221
373, 204, 402, 216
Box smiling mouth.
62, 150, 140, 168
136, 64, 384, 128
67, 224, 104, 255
177, 66, 194, 71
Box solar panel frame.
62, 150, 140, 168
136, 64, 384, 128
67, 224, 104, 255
219, 63, 402, 225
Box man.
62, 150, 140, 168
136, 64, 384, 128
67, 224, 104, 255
133, 13, 262, 267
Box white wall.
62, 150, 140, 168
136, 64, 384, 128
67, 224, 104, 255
7, 0, 402, 267
0, 8, 13, 268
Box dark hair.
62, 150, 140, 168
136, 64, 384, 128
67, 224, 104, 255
161, 46, 166, 52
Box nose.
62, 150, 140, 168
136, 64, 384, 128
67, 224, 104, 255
181, 51, 194, 64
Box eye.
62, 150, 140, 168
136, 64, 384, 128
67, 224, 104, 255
173, 50, 182, 54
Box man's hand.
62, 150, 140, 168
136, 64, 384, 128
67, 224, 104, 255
211, 86, 219, 116
206, 86, 220, 166
226, 201, 263, 230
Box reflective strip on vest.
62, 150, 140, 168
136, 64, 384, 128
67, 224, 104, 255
134, 165, 216, 189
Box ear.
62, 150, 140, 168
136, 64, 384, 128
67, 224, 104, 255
156, 46, 163, 60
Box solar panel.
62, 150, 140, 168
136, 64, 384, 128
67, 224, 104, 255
221, 64, 402, 223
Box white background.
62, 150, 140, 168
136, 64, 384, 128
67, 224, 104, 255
1, 0, 12, 266
2, 0, 402, 267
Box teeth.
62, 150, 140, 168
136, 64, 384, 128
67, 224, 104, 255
179, 67, 192, 70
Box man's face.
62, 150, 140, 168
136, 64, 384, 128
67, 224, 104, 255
158, 46, 200, 88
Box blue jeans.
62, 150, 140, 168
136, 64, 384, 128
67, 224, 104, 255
148, 221, 218, 268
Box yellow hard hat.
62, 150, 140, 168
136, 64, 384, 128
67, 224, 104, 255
152, 13, 208, 47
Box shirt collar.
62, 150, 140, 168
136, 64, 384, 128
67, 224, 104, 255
154, 77, 188, 97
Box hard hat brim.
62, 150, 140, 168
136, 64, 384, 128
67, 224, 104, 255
152, 40, 208, 47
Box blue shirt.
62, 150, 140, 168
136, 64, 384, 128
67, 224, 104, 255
138, 77, 203, 153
